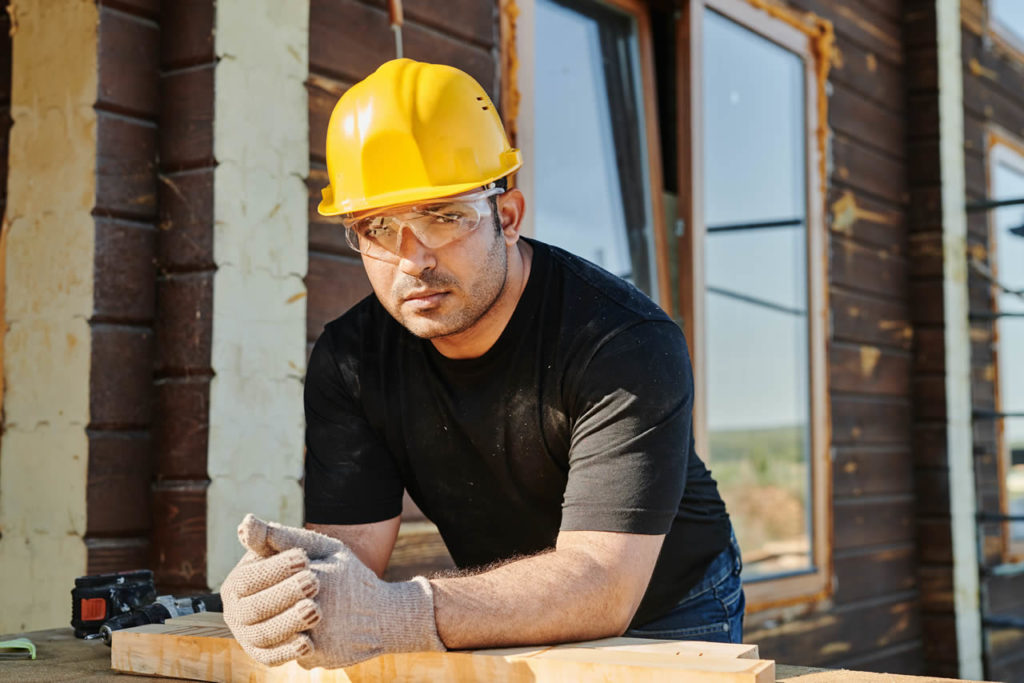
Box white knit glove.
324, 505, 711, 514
223, 514, 446, 670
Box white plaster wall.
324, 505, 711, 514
207, 0, 310, 588
0, 0, 97, 631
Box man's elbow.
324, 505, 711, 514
597, 573, 645, 637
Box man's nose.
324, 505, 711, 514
395, 225, 436, 276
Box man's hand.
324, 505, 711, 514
221, 514, 445, 670
219, 545, 321, 666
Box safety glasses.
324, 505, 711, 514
342, 187, 504, 260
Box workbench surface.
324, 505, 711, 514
0, 626, 979, 682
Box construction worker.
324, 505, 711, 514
221, 58, 743, 669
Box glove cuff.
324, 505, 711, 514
379, 576, 446, 654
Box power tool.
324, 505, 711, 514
71, 569, 222, 645
94, 593, 223, 645
70, 570, 156, 639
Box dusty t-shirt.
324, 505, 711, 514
303, 239, 731, 626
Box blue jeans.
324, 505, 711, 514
626, 531, 745, 643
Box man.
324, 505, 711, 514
221, 58, 742, 670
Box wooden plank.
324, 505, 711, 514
94, 218, 157, 322
833, 447, 913, 498
357, 0, 497, 49
153, 376, 210, 479
831, 395, 910, 445
830, 235, 907, 299
151, 483, 208, 592
908, 232, 943, 279
154, 272, 214, 375
829, 343, 911, 396
310, 0, 496, 97
832, 134, 907, 206
86, 537, 151, 575
97, 5, 159, 119
828, 38, 904, 113
787, 0, 903, 66
95, 111, 158, 220
160, 65, 215, 171
384, 523, 455, 581
833, 498, 915, 550
831, 288, 912, 351
158, 168, 215, 271
828, 187, 906, 252
918, 519, 953, 564
746, 598, 920, 668
913, 422, 948, 468
832, 544, 916, 605
829, 83, 905, 159
90, 323, 154, 429
86, 432, 153, 535
160, 0, 214, 69
112, 613, 773, 682
306, 252, 372, 342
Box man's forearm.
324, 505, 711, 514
430, 532, 661, 649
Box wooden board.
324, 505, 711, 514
111, 612, 774, 683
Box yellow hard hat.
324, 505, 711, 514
318, 59, 523, 216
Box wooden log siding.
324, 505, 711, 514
305, 0, 499, 555
704, 0, 921, 674
960, 1, 1024, 678
903, 1, 962, 677
154, 0, 216, 593
86, 0, 160, 575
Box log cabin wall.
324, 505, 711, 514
904, 1, 970, 677
152, 0, 216, 594
86, 0, 160, 578
726, 0, 922, 673
305, 0, 499, 578
960, 1, 1024, 679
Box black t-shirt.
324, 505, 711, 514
304, 239, 731, 626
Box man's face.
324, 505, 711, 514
359, 205, 510, 340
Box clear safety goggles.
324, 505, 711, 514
342, 187, 504, 260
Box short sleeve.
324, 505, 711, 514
303, 329, 404, 524
560, 320, 693, 535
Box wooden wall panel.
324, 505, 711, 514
152, 0, 217, 593
960, 1, 1024, 678
87, 0, 160, 583
97, 5, 159, 118
731, 0, 920, 673
833, 545, 917, 606
306, 0, 500, 565
159, 66, 214, 171
748, 598, 920, 667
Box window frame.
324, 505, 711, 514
987, 131, 1024, 563
509, 0, 672, 311
676, 0, 832, 610
989, 0, 1024, 62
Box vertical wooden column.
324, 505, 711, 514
905, 0, 983, 678
153, 0, 216, 595
206, 0, 309, 588
0, 0, 98, 632
86, 0, 160, 576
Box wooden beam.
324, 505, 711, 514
111, 613, 774, 682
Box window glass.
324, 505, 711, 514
534, 0, 657, 295
703, 9, 812, 579
992, 153, 1024, 545
991, 0, 1024, 44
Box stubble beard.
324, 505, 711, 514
391, 230, 509, 340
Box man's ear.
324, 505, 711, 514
497, 187, 526, 244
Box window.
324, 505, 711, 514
525, 0, 668, 302
679, 0, 830, 606
989, 141, 1024, 558
991, 0, 1024, 56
